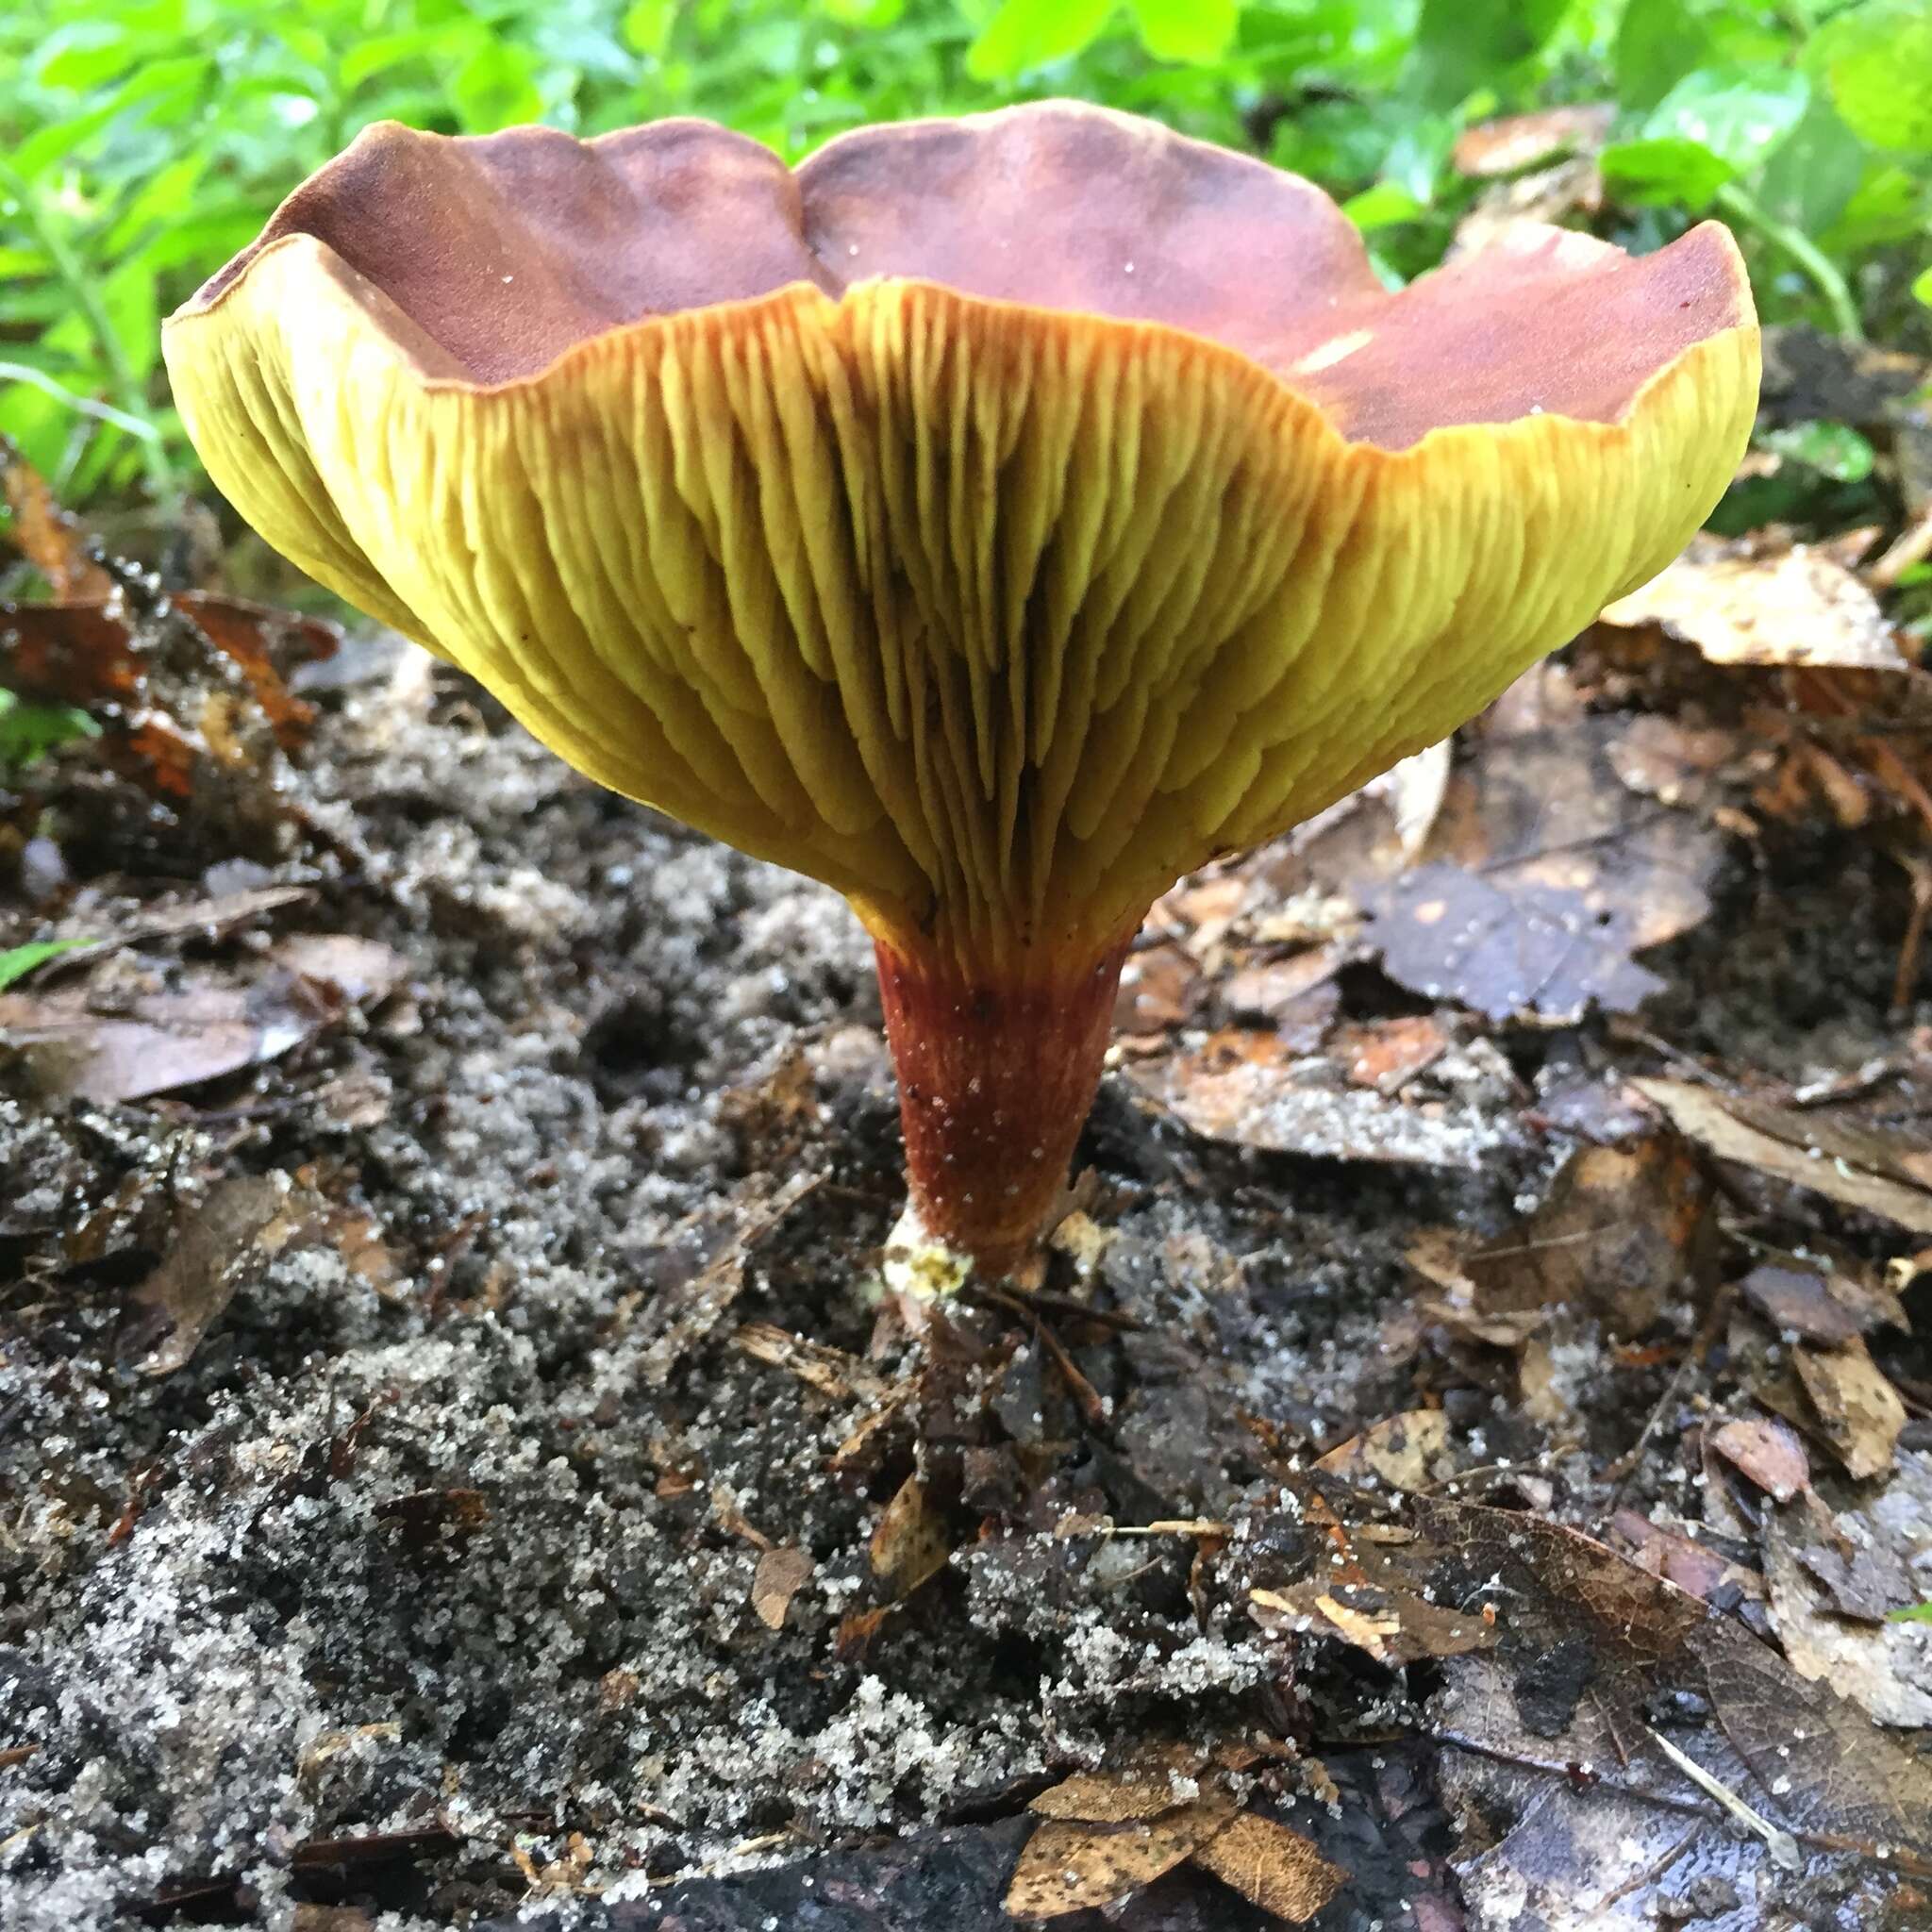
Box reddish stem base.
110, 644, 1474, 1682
874, 938, 1130, 1277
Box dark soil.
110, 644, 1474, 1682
3, 632, 1929, 1932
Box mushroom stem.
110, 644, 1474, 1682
874, 934, 1132, 1278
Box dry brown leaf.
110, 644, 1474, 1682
1250, 1577, 1494, 1665
869, 1474, 952, 1598
751, 1546, 814, 1631
0, 936, 407, 1104
1765, 1494, 1932, 1728
1366, 859, 1672, 1024
1003, 1794, 1237, 1919
123, 1174, 320, 1374
731, 1321, 895, 1407
1463, 1135, 1713, 1338
1191, 1810, 1347, 1924
1605, 713, 1746, 808
1314, 1409, 1450, 1492
1793, 1338, 1906, 1479
1707, 1416, 1809, 1503
1133, 1029, 1517, 1172
1336, 1014, 1449, 1091
1311, 1592, 1403, 1659
1113, 943, 1200, 1038
272, 934, 408, 1005
0, 437, 112, 595
1739, 1257, 1902, 1343
1632, 1077, 1932, 1235
1028, 1766, 1195, 1825
1602, 541, 1905, 672
639, 1172, 822, 1388
1608, 1508, 1764, 1605
833, 1603, 891, 1660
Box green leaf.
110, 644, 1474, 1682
451, 35, 544, 131
1616, 0, 1715, 109
1890, 1600, 1932, 1624
1809, 0, 1932, 155
0, 938, 92, 991
1755, 95, 1868, 237
1600, 135, 1737, 208
104, 151, 208, 253
820, 0, 908, 24
1758, 419, 1876, 482
1644, 65, 1809, 175
1342, 180, 1425, 231
1823, 161, 1932, 251
967, 0, 1115, 79
1411, 0, 1568, 109
1127, 0, 1238, 63
34, 23, 139, 93
339, 27, 452, 90
1915, 265, 1932, 307
0, 691, 97, 771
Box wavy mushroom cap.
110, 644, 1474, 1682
164, 103, 1758, 973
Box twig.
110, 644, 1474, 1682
1868, 505, 1932, 591
1644, 1725, 1800, 1871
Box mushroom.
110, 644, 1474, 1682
162, 103, 1759, 1280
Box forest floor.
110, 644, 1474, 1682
4, 328, 1932, 1932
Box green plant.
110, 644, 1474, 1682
0, 936, 92, 989
1, 0, 1928, 512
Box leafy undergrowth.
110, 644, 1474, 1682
4, 297, 1932, 1931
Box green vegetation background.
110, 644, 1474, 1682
0, 0, 1928, 511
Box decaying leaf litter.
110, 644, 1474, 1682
4, 326, 1932, 1930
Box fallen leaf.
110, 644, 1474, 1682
1131, 1029, 1519, 1172
1462, 1135, 1713, 1337
122, 1174, 320, 1374
1608, 1508, 1764, 1606
0, 438, 111, 596
1113, 943, 1200, 1038
1, 981, 311, 1102
1739, 1256, 1902, 1343
731, 1321, 895, 1407
1707, 1416, 1810, 1503
1633, 1077, 1932, 1235
1424, 1498, 1932, 1918
1250, 1565, 1496, 1667
1336, 1014, 1449, 1091
1029, 1757, 1206, 1824
751, 1547, 814, 1631
1793, 1337, 1907, 1479
1191, 1810, 1347, 1924
0, 936, 407, 1104
1003, 1794, 1237, 1920
869, 1474, 952, 1599
1314, 1410, 1451, 1493
0, 590, 338, 749
272, 934, 408, 1005
1365, 860, 1669, 1024
1602, 541, 1905, 673
1606, 713, 1748, 809
1765, 1489, 1932, 1728
638, 1171, 822, 1387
